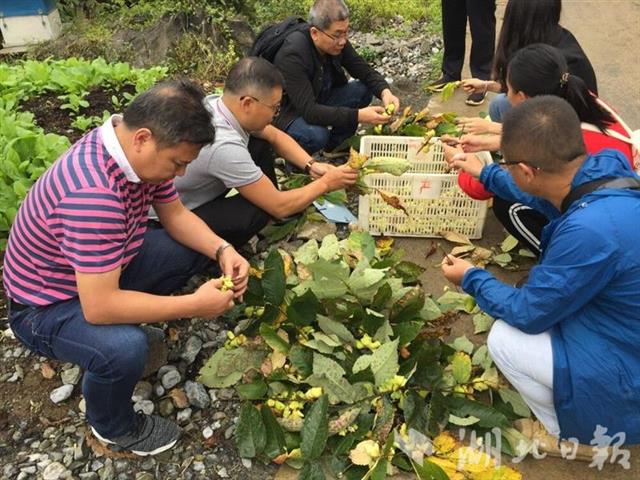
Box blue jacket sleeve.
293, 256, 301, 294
479, 164, 560, 220
461, 219, 618, 334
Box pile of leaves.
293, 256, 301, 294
438, 232, 536, 270
198, 232, 531, 479
367, 105, 461, 139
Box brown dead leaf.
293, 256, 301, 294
273, 453, 288, 465
425, 241, 438, 260
377, 189, 409, 216
389, 106, 412, 133
440, 231, 472, 245
203, 430, 223, 448
450, 245, 476, 257
472, 247, 493, 260
169, 388, 189, 409
85, 428, 138, 459
41, 362, 56, 379
167, 328, 180, 342
413, 106, 431, 123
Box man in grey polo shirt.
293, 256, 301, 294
174, 57, 357, 247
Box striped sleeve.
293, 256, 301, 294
152, 180, 179, 203
48, 188, 127, 274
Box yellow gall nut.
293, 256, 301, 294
288, 448, 302, 459
374, 125, 383, 134
385, 103, 396, 115
267, 399, 276, 407
274, 401, 286, 411
220, 275, 234, 291
226, 331, 235, 340
290, 410, 304, 420
355, 340, 364, 349
305, 387, 323, 400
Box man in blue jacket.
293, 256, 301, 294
442, 96, 640, 449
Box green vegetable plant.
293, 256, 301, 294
199, 233, 531, 478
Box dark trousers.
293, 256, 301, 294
8, 229, 212, 438
191, 137, 275, 248
441, 0, 496, 81
492, 196, 548, 257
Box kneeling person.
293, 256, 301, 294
173, 57, 358, 248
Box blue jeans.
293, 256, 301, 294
489, 92, 512, 122
8, 228, 212, 438
286, 80, 373, 154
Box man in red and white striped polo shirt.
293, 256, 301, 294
3, 80, 250, 456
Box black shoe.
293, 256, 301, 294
428, 75, 458, 92
91, 413, 182, 456
465, 91, 486, 106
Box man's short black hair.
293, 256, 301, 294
123, 79, 214, 148
501, 95, 586, 172
224, 57, 284, 96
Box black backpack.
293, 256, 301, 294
250, 16, 308, 62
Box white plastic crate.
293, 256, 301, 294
358, 136, 491, 239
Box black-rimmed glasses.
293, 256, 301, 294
496, 159, 540, 170
314, 26, 349, 43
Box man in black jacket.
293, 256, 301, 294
273, 0, 400, 154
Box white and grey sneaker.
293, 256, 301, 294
91, 413, 181, 456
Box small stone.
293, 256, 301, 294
131, 381, 153, 402
202, 426, 214, 439
192, 461, 205, 472
78, 398, 86, 414
217, 388, 234, 400
61, 366, 81, 385
153, 383, 165, 397
140, 458, 155, 470
43, 461, 67, 480
79, 473, 99, 480
217, 467, 229, 478
158, 398, 174, 417
161, 368, 181, 390
212, 411, 227, 421
241, 458, 252, 469
113, 459, 129, 473
297, 221, 337, 241
8, 364, 24, 382
224, 425, 235, 440
135, 473, 154, 480
180, 336, 202, 365
208, 390, 217, 404
50, 385, 74, 404
184, 381, 210, 409
133, 400, 154, 415
176, 408, 192, 425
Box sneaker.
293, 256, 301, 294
465, 91, 486, 106
428, 76, 458, 92
91, 413, 182, 456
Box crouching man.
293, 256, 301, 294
4, 80, 249, 456
442, 96, 640, 451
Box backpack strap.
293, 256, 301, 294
561, 177, 640, 214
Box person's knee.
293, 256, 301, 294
489, 93, 510, 122
350, 81, 373, 107
289, 122, 330, 154
487, 319, 514, 368
96, 327, 149, 380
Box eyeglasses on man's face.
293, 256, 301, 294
496, 159, 540, 170
315, 26, 349, 43
241, 95, 281, 116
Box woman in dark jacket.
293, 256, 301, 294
462, 0, 597, 121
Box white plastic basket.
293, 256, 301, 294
357, 136, 490, 239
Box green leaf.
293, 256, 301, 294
420, 296, 443, 321
498, 388, 532, 418
500, 235, 519, 252
472, 345, 493, 370
449, 335, 474, 354
472, 312, 494, 334
393, 321, 423, 346
299, 462, 326, 480
318, 315, 355, 343
448, 414, 480, 426
260, 323, 290, 353
235, 403, 266, 458
318, 234, 340, 260
394, 261, 426, 284
306, 259, 350, 299
347, 231, 376, 262
446, 396, 510, 429
261, 405, 286, 459
518, 248, 537, 258
198, 348, 265, 388
313, 353, 346, 379
352, 355, 372, 374
347, 263, 387, 302
263, 249, 286, 306
293, 239, 319, 265
372, 283, 392, 310
301, 394, 329, 460
236, 378, 268, 400
411, 459, 449, 480
451, 352, 472, 383
306, 374, 356, 404
260, 218, 297, 242
321, 188, 348, 205
287, 289, 322, 326
492, 253, 513, 267
289, 345, 313, 378
436, 291, 476, 313
370, 338, 399, 386
390, 287, 425, 322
